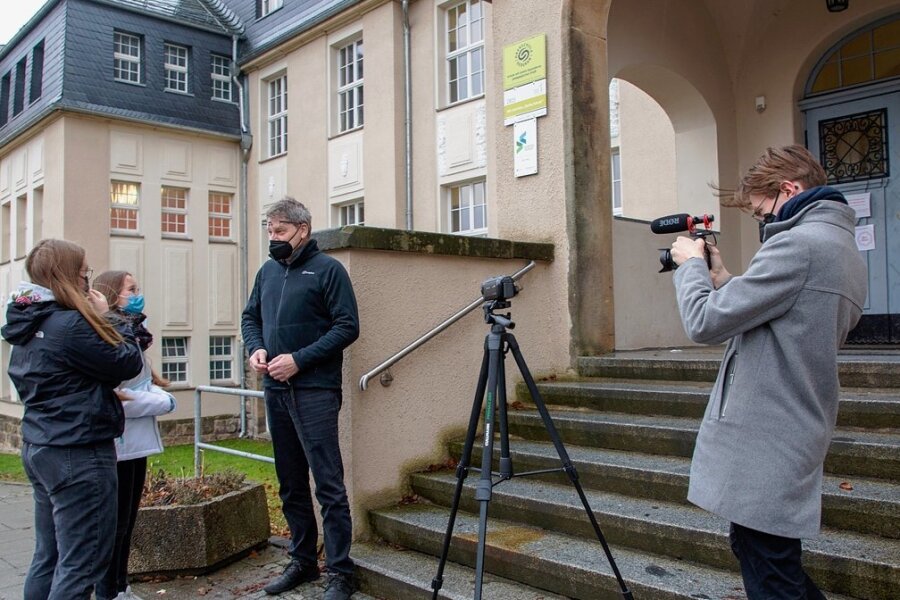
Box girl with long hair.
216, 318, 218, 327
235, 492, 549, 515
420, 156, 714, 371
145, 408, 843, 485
92, 270, 175, 600
1, 239, 143, 600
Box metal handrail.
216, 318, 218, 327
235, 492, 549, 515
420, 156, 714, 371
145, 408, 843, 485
194, 385, 272, 477
358, 260, 536, 391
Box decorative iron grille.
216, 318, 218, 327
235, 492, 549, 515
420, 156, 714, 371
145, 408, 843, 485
819, 109, 889, 183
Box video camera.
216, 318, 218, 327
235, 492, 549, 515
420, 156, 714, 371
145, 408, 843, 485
650, 213, 716, 273
481, 275, 518, 302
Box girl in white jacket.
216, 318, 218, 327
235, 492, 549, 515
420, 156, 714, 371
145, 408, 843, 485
93, 271, 176, 600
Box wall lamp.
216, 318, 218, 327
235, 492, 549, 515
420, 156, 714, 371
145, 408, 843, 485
827, 0, 849, 12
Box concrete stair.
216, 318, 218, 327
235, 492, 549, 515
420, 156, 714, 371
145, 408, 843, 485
356, 349, 900, 599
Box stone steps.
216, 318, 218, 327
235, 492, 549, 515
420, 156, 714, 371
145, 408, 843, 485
352, 541, 570, 600
362, 350, 900, 600
527, 379, 900, 428
505, 408, 900, 480
369, 503, 752, 600
446, 439, 900, 538
407, 472, 899, 600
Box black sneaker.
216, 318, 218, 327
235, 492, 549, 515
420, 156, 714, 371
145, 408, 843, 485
323, 572, 355, 600
263, 561, 320, 595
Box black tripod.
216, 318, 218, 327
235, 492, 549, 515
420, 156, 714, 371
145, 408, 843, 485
430, 299, 633, 600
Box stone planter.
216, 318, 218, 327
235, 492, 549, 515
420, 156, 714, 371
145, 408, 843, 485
128, 482, 271, 576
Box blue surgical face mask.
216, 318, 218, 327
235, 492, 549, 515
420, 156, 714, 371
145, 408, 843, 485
121, 293, 145, 315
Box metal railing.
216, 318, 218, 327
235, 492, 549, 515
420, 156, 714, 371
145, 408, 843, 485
358, 260, 536, 391
194, 385, 273, 477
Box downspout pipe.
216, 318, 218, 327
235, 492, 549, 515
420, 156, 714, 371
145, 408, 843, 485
232, 34, 253, 436
402, 0, 413, 230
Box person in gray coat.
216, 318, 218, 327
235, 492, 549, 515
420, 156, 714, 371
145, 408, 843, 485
669, 145, 868, 599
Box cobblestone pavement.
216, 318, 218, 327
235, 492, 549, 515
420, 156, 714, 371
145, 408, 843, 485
0, 481, 379, 600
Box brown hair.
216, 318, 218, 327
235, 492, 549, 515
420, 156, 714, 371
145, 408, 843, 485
93, 270, 169, 387
25, 239, 123, 345
722, 145, 827, 208
92, 270, 129, 310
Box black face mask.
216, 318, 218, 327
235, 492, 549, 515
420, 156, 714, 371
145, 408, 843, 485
268, 225, 303, 260
758, 213, 776, 243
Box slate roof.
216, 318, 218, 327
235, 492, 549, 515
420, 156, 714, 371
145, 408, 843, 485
98, 0, 244, 36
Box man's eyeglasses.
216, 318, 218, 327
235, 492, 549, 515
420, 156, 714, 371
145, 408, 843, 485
81, 267, 94, 280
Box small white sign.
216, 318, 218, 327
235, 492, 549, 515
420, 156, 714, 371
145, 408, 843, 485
846, 192, 871, 219
514, 118, 538, 177
856, 224, 875, 251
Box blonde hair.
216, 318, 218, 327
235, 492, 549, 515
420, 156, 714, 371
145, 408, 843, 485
720, 145, 827, 209
25, 239, 123, 346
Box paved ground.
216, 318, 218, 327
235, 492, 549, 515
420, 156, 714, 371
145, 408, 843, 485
0, 481, 379, 600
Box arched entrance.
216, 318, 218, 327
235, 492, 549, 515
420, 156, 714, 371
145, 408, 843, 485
802, 14, 900, 344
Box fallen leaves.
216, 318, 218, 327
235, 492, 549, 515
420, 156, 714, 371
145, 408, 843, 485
839, 481, 854, 491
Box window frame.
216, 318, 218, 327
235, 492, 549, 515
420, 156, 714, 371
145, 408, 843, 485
611, 148, 623, 216
444, 0, 485, 105
209, 336, 236, 384
336, 38, 364, 133
109, 181, 140, 233
113, 31, 142, 84
161, 336, 189, 385
447, 179, 487, 236
259, 0, 284, 18
29, 41, 44, 104
210, 54, 232, 102
208, 191, 234, 240
338, 200, 365, 226
267, 74, 288, 158
160, 186, 188, 237
164, 43, 190, 94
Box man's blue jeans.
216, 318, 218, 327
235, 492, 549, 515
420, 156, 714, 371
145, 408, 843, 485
21, 441, 118, 600
266, 387, 354, 576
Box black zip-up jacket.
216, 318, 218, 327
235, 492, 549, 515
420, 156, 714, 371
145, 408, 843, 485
241, 239, 360, 390
2, 300, 143, 446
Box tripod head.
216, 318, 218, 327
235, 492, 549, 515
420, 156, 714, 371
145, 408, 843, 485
483, 299, 515, 329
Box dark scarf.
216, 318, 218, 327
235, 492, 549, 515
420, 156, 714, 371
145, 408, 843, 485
119, 311, 153, 351
776, 185, 847, 222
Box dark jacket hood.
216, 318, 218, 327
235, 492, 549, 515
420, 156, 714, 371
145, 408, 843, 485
2, 283, 63, 345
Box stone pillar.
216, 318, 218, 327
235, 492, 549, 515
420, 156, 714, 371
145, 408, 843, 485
490, 0, 614, 359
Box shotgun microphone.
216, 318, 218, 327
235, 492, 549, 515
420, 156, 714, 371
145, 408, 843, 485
650, 213, 715, 234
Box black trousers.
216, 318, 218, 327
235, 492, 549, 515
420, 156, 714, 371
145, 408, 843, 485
729, 522, 826, 600
96, 457, 147, 600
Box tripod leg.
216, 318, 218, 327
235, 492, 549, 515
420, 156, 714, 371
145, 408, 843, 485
473, 329, 503, 600
496, 340, 513, 480
506, 335, 634, 600
431, 343, 490, 600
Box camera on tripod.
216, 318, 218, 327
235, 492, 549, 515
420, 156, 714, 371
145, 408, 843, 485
481, 275, 518, 301
650, 213, 717, 273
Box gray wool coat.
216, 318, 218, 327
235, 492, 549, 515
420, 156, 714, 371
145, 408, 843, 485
673, 200, 867, 538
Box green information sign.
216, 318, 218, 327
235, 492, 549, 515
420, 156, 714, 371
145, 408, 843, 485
502, 34, 547, 125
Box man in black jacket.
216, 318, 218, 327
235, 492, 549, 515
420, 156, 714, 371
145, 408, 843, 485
241, 197, 359, 599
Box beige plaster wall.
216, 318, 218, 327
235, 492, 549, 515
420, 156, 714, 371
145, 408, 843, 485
335, 249, 565, 533
617, 80, 677, 222
612, 217, 692, 350
1, 114, 242, 421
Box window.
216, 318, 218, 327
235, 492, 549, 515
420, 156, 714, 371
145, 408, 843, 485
446, 0, 484, 103
267, 75, 288, 157
161, 337, 189, 384
339, 200, 365, 226
209, 336, 234, 382
161, 187, 188, 235
0, 73, 9, 127
164, 44, 189, 93
337, 39, 364, 132
259, 0, 283, 18
809, 16, 900, 94
211, 54, 232, 101
448, 180, 486, 235
13, 58, 26, 116
15, 195, 26, 258
611, 148, 622, 215
0, 201, 9, 262
30, 41, 44, 103
110, 182, 140, 232
114, 32, 141, 83
208, 192, 233, 238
